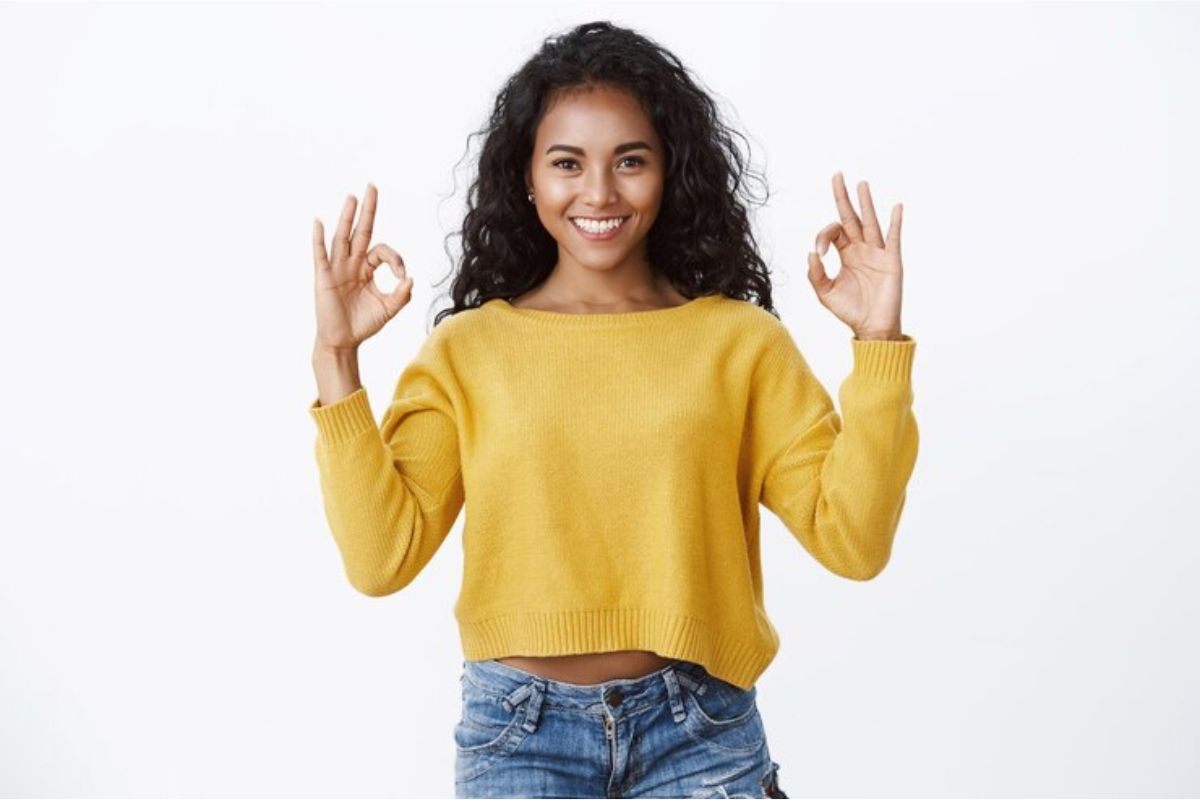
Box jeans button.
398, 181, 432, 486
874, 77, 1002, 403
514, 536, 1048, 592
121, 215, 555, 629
606, 688, 624, 707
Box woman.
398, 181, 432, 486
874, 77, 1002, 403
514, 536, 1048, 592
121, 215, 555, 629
309, 21, 917, 799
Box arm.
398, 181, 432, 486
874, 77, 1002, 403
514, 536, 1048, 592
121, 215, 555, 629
752, 325, 918, 580
308, 333, 463, 596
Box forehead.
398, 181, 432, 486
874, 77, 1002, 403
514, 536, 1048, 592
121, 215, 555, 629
535, 86, 659, 146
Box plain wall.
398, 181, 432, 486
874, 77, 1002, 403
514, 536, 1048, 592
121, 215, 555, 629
1, 1, 1196, 796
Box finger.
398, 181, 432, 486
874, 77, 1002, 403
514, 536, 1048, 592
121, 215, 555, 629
368, 242, 409, 285
333, 193, 357, 267
885, 203, 903, 256
385, 273, 415, 317
814, 221, 852, 257
313, 218, 331, 274
350, 182, 377, 258
807, 250, 834, 298
832, 171, 863, 242
364, 247, 414, 318
364, 272, 414, 318
857, 180, 884, 248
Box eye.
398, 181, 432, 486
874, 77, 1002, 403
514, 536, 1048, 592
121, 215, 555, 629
550, 156, 647, 170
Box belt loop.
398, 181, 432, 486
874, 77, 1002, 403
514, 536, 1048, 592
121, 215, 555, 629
662, 667, 687, 723
521, 681, 545, 733
500, 682, 529, 713
675, 669, 709, 697
500, 680, 545, 734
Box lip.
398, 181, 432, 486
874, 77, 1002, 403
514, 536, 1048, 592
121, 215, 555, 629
569, 215, 631, 242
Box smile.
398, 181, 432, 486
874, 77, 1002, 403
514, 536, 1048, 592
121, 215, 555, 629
570, 215, 631, 240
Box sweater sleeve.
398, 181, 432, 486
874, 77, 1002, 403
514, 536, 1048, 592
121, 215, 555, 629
308, 332, 464, 596
750, 322, 918, 580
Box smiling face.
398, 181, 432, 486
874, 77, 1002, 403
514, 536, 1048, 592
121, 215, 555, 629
525, 84, 665, 278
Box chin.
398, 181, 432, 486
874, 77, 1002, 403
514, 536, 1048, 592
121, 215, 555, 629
574, 250, 634, 271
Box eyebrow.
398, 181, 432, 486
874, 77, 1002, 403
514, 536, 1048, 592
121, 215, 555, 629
545, 140, 653, 156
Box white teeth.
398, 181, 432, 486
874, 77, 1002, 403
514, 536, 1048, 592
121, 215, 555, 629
572, 216, 627, 234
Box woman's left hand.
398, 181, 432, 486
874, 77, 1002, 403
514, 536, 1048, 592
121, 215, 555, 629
808, 172, 905, 340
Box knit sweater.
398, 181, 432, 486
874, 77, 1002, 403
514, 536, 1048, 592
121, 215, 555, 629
308, 293, 918, 690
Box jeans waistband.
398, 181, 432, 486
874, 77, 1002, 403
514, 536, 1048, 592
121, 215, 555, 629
461, 657, 713, 713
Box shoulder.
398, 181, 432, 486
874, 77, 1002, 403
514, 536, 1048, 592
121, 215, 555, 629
421, 301, 489, 342
712, 297, 814, 382
714, 295, 794, 345
412, 300, 501, 367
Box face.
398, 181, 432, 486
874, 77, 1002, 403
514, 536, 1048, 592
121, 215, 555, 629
526, 85, 665, 276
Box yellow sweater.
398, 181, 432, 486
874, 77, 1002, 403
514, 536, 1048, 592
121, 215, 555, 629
308, 293, 918, 690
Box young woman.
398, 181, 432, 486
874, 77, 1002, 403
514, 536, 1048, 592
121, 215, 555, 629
309, 21, 917, 799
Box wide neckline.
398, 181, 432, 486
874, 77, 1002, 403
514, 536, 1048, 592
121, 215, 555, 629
483, 293, 724, 326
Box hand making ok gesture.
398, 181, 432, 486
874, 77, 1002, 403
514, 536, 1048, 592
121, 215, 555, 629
312, 182, 414, 354
808, 172, 905, 341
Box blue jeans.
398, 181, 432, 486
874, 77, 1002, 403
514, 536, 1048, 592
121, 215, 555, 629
454, 657, 788, 798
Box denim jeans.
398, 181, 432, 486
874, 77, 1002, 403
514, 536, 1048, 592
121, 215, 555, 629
453, 657, 788, 798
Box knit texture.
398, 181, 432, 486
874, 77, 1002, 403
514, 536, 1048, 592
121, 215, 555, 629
308, 293, 918, 689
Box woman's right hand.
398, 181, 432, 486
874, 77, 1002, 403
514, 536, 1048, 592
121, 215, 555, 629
312, 182, 414, 353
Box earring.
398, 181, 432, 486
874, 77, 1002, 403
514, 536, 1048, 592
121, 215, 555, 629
527, 191, 535, 203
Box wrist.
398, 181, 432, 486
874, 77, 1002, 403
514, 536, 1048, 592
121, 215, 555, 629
312, 342, 359, 363
854, 329, 905, 341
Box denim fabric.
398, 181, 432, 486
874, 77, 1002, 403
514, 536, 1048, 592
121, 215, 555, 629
453, 657, 788, 798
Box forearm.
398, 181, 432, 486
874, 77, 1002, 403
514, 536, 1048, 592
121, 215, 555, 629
312, 343, 363, 407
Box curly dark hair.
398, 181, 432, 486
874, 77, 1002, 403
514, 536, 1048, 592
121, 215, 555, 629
431, 20, 777, 328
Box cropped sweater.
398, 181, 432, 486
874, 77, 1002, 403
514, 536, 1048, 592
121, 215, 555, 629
307, 293, 919, 690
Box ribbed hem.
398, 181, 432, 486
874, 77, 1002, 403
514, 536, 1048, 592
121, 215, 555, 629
850, 334, 916, 381
308, 387, 377, 445
457, 607, 778, 691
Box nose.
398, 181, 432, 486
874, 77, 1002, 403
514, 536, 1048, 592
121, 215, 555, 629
581, 168, 618, 208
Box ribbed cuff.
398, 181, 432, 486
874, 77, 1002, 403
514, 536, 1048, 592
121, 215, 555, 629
308, 387, 377, 445
850, 334, 916, 381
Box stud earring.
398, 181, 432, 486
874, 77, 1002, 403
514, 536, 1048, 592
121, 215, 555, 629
527, 190, 534, 203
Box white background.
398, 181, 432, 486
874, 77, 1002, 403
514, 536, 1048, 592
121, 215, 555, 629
2, 1, 1197, 797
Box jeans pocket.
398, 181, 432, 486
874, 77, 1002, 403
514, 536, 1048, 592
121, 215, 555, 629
681, 672, 765, 755
455, 681, 527, 751
453, 673, 534, 784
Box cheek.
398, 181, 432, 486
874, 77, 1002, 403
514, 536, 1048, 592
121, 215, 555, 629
535, 182, 574, 212
629, 175, 664, 210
